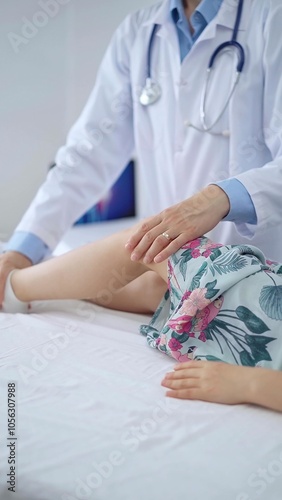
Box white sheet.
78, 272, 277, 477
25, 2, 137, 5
0, 298, 282, 500
1, 223, 282, 500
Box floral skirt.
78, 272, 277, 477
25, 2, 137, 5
140, 237, 282, 370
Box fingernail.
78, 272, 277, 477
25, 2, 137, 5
131, 253, 138, 261
154, 255, 162, 264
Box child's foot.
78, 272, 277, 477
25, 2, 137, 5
1, 270, 29, 313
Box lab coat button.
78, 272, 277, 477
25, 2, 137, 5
176, 79, 187, 87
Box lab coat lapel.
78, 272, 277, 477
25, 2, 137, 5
143, 0, 179, 53
192, 0, 249, 44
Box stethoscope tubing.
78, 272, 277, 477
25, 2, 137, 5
141, 0, 245, 136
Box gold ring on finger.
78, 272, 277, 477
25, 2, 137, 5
162, 232, 172, 241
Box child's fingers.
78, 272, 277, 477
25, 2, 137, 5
173, 360, 205, 371
165, 388, 202, 400
163, 368, 200, 381
161, 376, 200, 390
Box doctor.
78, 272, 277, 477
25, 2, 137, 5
1, 0, 282, 305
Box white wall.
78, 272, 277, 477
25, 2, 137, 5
0, 0, 155, 240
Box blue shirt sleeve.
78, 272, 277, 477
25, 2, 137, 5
3, 232, 51, 265
214, 179, 258, 225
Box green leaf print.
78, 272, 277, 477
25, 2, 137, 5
179, 250, 193, 280
152, 305, 163, 323
179, 259, 188, 281
203, 310, 274, 366
235, 306, 270, 333
276, 265, 282, 275
203, 326, 213, 341
240, 351, 256, 367
152, 331, 161, 339
245, 334, 274, 363
259, 285, 282, 321
209, 248, 222, 262
171, 253, 180, 266
205, 280, 220, 300
213, 252, 247, 276
170, 284, 182, 302
162, 326, 171, 335
251, 259, 260, 266
190, 262, 208, 291
171, 332, 190, 343
204, 355, 226, 362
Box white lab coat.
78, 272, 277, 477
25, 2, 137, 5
15, 0, 282, 261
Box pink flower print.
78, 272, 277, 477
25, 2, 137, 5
191, 249, 201, 258
266, 259, 277, 267
182, 238, 202, 250
171, 346, 197, 362
168, 316, 193, 334
178, 288, 211, 317
204, 296, 224, 325
198, 331, 207, 343
156, 338, 161, 346
202, 249, 212, 258
168, 338, 183, 351
182, 290, 192, 301
159, 334, 167, 346
204, 242, 222, 251
189, 239, 202, 249
192, 309, 210, 333
189, 297, 224, 341
170, 350, 182, 361
182, 237, 223, 253
195, 296, 224, 332
213, 296, 224, 310
171, 351, 189, 362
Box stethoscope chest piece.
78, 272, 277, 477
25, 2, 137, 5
140, 78, 162, 106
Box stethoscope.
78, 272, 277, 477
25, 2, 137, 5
140, 0, 245, 137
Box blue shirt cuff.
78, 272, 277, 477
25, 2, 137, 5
3, 232, 51, 265
214, 179, 257, 225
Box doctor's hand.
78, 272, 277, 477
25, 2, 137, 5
0, 251, 32, 306
125, 185, 230, 264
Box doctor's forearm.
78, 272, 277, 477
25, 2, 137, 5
214, 179, 257, 224
4, 232, 50, 265
199, 185, 230, 221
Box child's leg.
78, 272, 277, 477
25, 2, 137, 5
9, 228, 168, 308
86, 271, 167, 314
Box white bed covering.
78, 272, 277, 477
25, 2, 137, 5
0, 224, 282, 500
0, 300, 282, 500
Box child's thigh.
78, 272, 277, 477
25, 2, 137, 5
85, 271, 167, 314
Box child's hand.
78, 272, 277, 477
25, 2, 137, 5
161, 360, 254, 406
